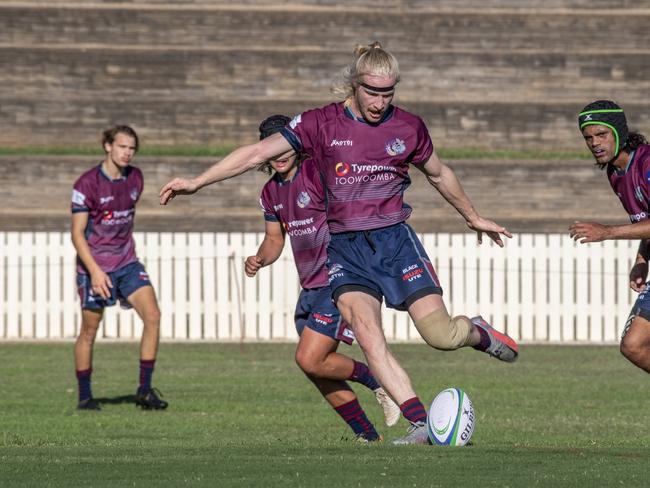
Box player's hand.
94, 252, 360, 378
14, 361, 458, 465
159, 177, 200, 205
244, 256, 264, 277
466, 216, 512, 247
629, 261, 648, 292
569, 221, 611, 243
90, 270, 113, 299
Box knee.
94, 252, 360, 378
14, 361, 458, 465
414, 308, 472, 350
78, 323, 99, 343
620, 337, 643, 363
294, 348, 322, 377
142, 307, 161, 328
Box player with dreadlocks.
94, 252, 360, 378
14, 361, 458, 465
570, 99, 650, 373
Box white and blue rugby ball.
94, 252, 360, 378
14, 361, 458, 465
427, 387, 475, 446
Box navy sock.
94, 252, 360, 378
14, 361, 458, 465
139, 359, 155, 391
334, 398, 380, 439
349, 360, 380, 391
400, 397, 427, 424
76, 368, 93, 402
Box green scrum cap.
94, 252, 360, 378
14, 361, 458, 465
578, 100, 628, 156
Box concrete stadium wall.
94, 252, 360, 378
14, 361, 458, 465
0, 1, 643, 233
1, 3, 649, 149
0, 155, 623, 234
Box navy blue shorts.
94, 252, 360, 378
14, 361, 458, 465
77, 261, 152, 310
295, 286, 355, 345
623, 283, 650, 338
327, 222, 442, 311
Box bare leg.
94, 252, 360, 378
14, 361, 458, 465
336, 291, 416, 405
295, 327, 354, 381
74, 308, 103, 371
621, 316, 650, 373
127, 285, 161, 360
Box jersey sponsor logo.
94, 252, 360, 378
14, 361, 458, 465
285, 216, 317, 237
402, 263, 424, 282
130, 189, 139, 201
335, 162, 350, 177
99, 195, 114, 205
629, 211, 648, 222
385, 137, 406, 156
330, 139, 353, 147
101, 209, 134, 225
334, 162, 398, 185
274, 203, 284, 212
312, 312, 335, 325
296, 191, 311, 208
328, 263, 343, 275
71, 189, 86, 205
289, 114, 302, 129
328, 262, 344, 282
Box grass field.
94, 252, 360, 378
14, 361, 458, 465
1, 343, 649, 487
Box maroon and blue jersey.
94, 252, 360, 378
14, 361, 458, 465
280, 102, 433, 233
71, 164, 142, 274
259, 159, 329, 289
607, 145, 650, 222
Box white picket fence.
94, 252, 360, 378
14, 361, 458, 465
0, 231, 639, 343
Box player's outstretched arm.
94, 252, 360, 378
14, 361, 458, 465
569, 220, 650, 243
244, 221, 286, 277
159, 133, 292, 205
416, 152, 512, 247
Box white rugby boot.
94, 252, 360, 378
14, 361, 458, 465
392, 421, 430, 445
373, 387, 401, 427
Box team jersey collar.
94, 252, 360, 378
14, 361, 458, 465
274, 163, 302, 186
99, 162, 131, 182
611, 149, 636, 175
344, 104, 394, 125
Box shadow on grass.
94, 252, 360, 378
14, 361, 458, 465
93, 394, 137, 405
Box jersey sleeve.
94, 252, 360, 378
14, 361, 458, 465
409, 116, 434, 166
71, 174, 95, 213
259, 186, 279, 222
280, 106, 328, 157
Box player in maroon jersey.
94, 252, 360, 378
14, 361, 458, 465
245, 115, 400, 442
571, 100, 650, 375
72, 125, 167, 411
160, 42, 517, 444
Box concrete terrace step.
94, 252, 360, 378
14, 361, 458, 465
2, 4, 650, 51
3, 46, 650, 105
0, 156, 624, 234
3, 1, 643, 10
3, 95, 650, 150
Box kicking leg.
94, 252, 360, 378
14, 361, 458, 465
408, 293, 518, 362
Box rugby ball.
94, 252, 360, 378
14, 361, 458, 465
427, 387, 475, 446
